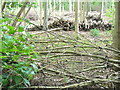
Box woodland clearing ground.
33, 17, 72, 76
29, 30, 115, 88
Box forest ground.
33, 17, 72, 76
17, 8, 115, 88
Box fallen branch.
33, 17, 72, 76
37, 51, 120, 64
27, 81, 92, 89
34, 44, 120, 54
26, 78, 116, 89
43, 68, 89, 80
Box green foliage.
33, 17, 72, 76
90, 29, 100, 37
6, 2, 38, 8
106, 7, 115, 25
1, 17, 38, 88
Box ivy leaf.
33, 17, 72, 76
28, 74, 33, 80
12, 55, 19, 61
0, 56, 7, 59
31, 64, 38, 72
7, 25, 16, 34
18, 26, 24, 32
4, 34, 13, 40
2, 28, 8, 32
18, 18, 23, 22
23, 78, 30, 87
2, 79, 8, 87
14, 76, 22, 84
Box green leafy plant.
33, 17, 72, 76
1, 17, 38, 88
90, 28, 100, 37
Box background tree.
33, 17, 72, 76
0, 1, 2, 18
82, 2, 85, 21
113, 2, 120, 59
69, 0, 72, 12
22, 3, 26, 26
113, 1, 120, 89
100, 0, 104, 18
72, 2, 74, 11
49, 0, 52, 12
82, 2, 88, 22
62, 2, 64, 12
2, 2, 6, 12
53, 0, 56, 16
80, 2, 83, 22
89, 2, 92, 12
75, 0, 79, 33
59, 0, 62, 15
0, 1, 2, 88
12, 2, 28, 27
84, 2, 88, 20
43, 0, 48, 30
39, 0, 42, 25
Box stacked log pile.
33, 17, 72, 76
27, 25, 43, 31
48, 18, 75, 31
83, 12, 112, 31
27, 12, 113, 31
48, 12, 112, 31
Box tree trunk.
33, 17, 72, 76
75, 0, 79, 33
80, 2, 83, 23
0, 0, 2, 89
72, 2, 74, 11
100, 0, 104, 18
49, 0, 52, 11
84, 1, 88, 19
69, 0, 72, 12
2, 2, 6, 12
16, 3, 32, 29
102, 1, 104, 15
113, 1, 120, 89
83, 2, 87, 22
0, 1, 2, 18
62, 2, 64, 12
104, 0, 108, 12
89, 2, 92, 12
22, 7, 26, 26
43, 0, 48, 30
59, 0, 62, 15
12, 2, 28, 27
39, 0, 43, 25
113, 2, 120, 58
78, 1, 80, 14
53, 0, 56, 16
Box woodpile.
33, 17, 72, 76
48, 18, 75, 31
84, 12, 112, 31
27, 25, 43, 31
27, 12, 113, 31
48, 13, 112, 31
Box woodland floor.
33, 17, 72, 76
18, 8, 115, 88
28, 30, 115, 88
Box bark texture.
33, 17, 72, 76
113, 1, 120, 89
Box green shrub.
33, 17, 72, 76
1, 17, 38, 88
90, 28, 100, 37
